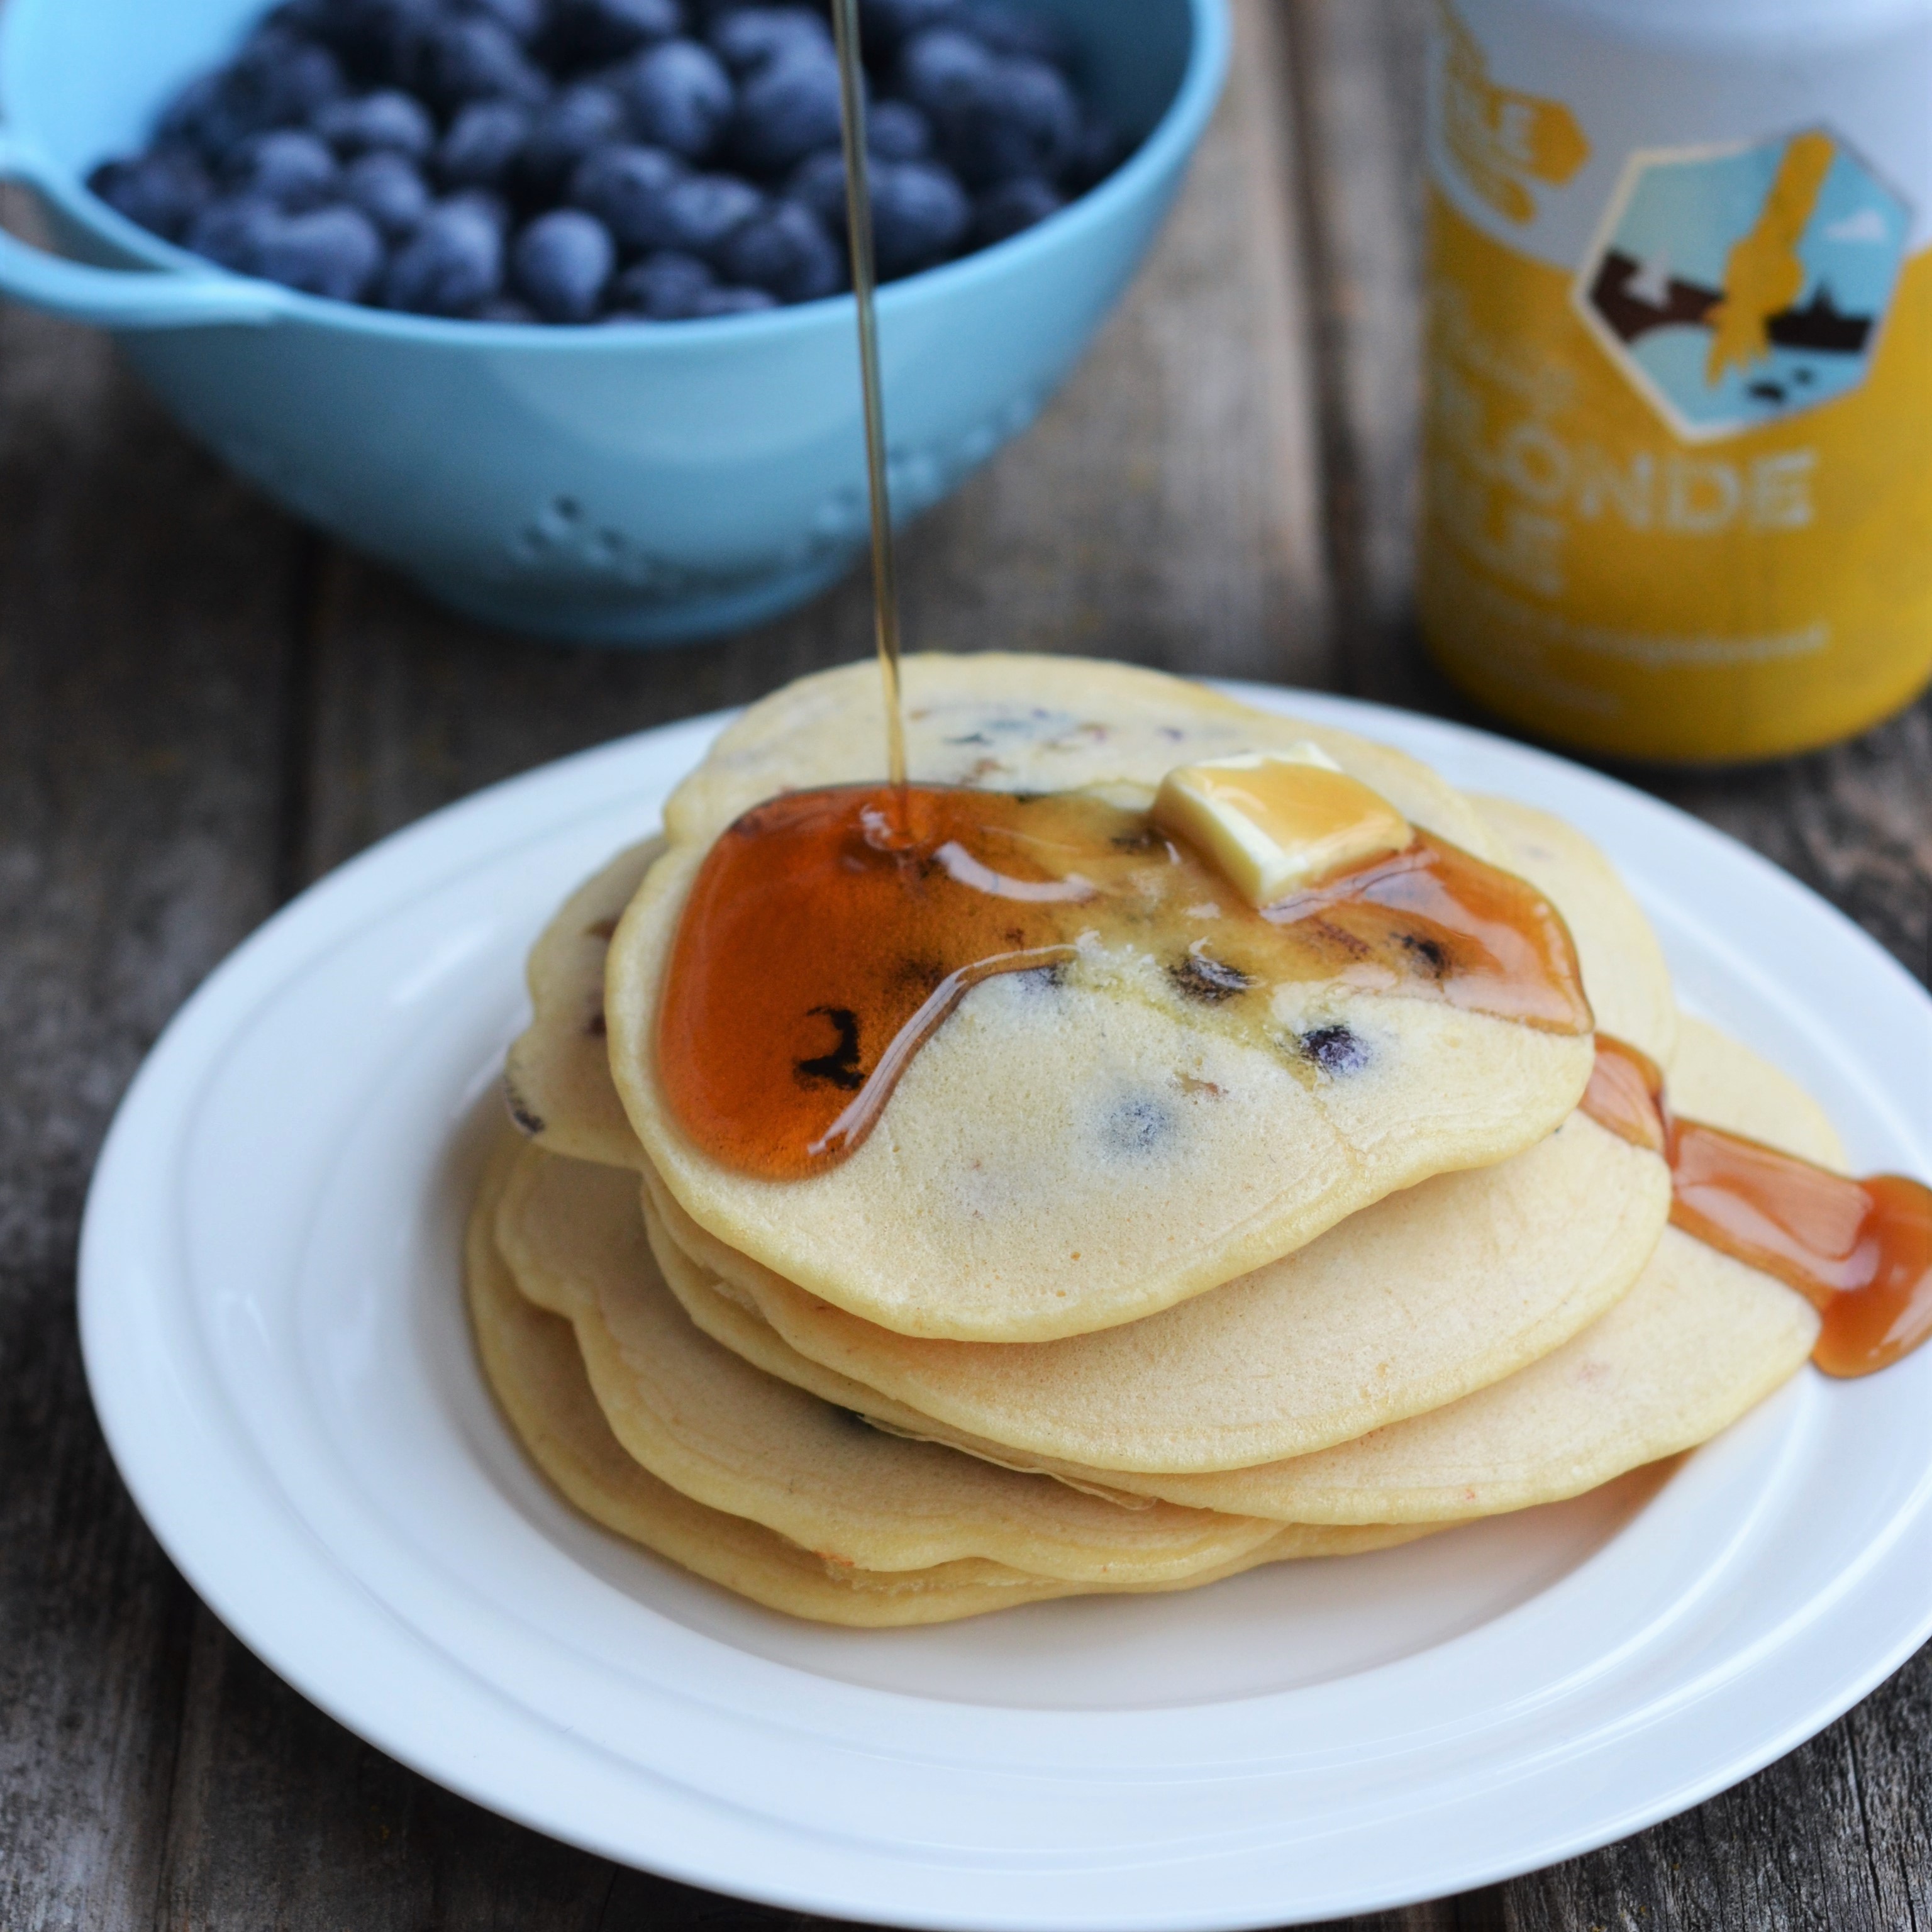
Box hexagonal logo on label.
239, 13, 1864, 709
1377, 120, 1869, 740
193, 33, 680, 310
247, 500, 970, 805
1574, 127, 1912, 442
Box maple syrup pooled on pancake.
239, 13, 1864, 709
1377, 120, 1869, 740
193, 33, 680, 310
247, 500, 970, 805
1582, 1035, 1932, 1377
655, 782, 1592, 1182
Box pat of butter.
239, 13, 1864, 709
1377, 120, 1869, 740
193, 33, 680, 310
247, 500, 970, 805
1152, 745, 1412, 907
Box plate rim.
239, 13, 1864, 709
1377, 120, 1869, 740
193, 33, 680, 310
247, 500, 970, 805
77, 680, 1932, 1929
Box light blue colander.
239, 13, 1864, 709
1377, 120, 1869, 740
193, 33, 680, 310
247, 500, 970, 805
0, 0, 1226, 643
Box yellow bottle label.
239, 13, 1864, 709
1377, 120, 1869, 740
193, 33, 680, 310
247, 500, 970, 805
1436, 0, 1590, 226
1421, 102, 1932, 761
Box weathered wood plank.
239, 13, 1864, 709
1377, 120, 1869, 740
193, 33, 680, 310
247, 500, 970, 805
1304, 1904, 1467, 1931
1280, 0, 1436, 712
0, 277, 305, 1929
1511, 1719, 1890, 1931
1655, 702, 1932, 988
153, 1609, 614, 1932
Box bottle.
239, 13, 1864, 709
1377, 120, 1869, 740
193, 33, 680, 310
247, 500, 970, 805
1417, 0, 1932, 763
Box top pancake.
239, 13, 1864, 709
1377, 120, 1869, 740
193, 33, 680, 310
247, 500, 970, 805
663, 655, 1506, 857
507, 780, 1675, 1179
606, 656, 1596, 1342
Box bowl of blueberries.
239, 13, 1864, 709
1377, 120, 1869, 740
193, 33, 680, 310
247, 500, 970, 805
0, 0, 1225, 641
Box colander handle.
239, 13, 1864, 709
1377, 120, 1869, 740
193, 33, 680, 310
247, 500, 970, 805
0, 130, 289, 330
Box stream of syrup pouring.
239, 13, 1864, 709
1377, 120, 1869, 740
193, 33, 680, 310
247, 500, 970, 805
828, 0, 907, 794
658, 4, 1932, 1380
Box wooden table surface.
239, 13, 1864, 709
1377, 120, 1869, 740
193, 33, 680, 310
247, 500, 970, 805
5, 3, 1929, 1927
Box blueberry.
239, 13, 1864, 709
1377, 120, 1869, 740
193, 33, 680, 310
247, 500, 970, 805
474, 292, 538, 319
255, 203, 386, 299
184, 196, 280, 273
1102, 1096, 1174, 1156
225, 129, 340, 209
1167, 951, 1252, 1004
618, 39, 734, 160
1300, 1024, 1368, 1077
437, 99, 533, 189
870, 157, 969, 274
464, 0, 547, 43
972, 172, 1060, 244
342, 150, 432, 235
708, 6, 829, 75
610, 248, 715, 316
954, 1, 1073, 66
447, 186, 514, 230
1063, 111, 1124, 193
636, 170, 763, 258
512, 207, 616, 319
784, 150, 967, 277
383, 197, 505, 311
692, 284, 776, 315
567, 142, 687, 250
520, 82, 631, 192
857, 0, 959, 52
782, 147, 848, 230
866, 99, 931, 161
263, 0, 338, 38
716, 197, 843, 300
233, 29, 349, 121
548, 0, 684, 65
162, 35, 348, 158
730, 47, 846, 176
411, 16, 550, 109
88, 147, 213, 242
938, 54, 1079, 186
311, 89, 436, 159
895, 25, 997, 118
312, 0, 440, 86
157, 74, 238, 160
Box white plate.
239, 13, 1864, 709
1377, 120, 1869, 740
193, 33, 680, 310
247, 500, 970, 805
80, 686, 1932, 1931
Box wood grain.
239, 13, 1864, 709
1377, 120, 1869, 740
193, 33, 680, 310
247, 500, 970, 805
0, 284, 301, 1931
1, 1, 1928, 1927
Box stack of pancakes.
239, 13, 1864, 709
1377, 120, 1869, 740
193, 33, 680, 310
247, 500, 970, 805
470, 657, 1842, 1625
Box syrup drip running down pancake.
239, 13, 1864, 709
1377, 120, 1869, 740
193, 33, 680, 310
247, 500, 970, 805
1580, 1036, 1932, 1377
1471, 796, 1678, 1070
